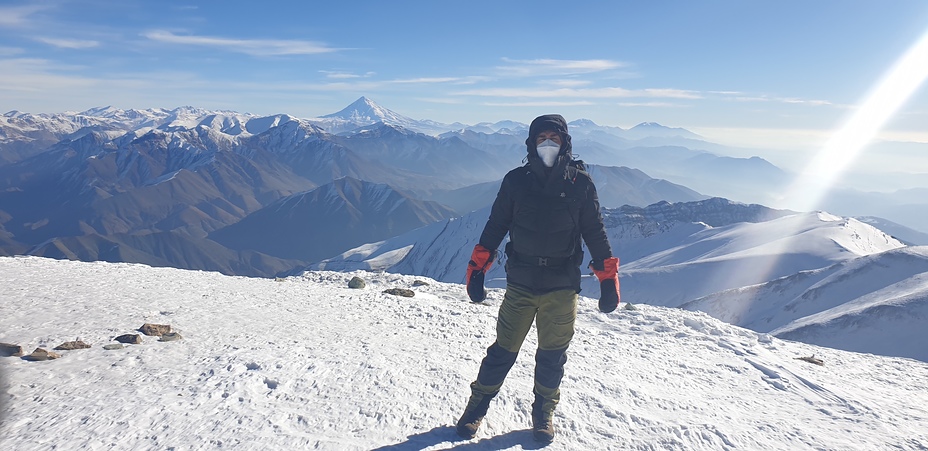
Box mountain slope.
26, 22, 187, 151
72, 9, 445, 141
681, 246, 928, 361
210, 177, 457, 262
609, 211, 903, 307
26, 232, 304, 278
312, 198, 796, 282
313, 199, 904, 326
1, 256, 926, 450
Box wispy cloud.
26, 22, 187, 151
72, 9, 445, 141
389, 77, 462, 84
483, 101, 595, 107
0, 46, 24, 56
618, 101, 689, 108
716, 91, 833, 106
143, 30, 339, 56
545, 79, 593, 88
36, 37, 100, 49
415, 97, 465, 105
320, 70, 376, 79
455, 86, 701, 99
0, 5, 46, 28
497, 58, 627, 77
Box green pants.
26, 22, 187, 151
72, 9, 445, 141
471, 284, 578, 412
496, 284, 578, 353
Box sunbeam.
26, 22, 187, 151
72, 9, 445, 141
708, 29, 928, 318
785, 30, 928, 211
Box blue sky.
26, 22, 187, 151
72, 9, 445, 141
2, 0, 928, 168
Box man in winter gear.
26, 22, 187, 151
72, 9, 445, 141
457, 114, 619, 442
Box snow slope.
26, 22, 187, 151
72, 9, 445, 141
1, 256, 927, 450
677, 246, 928, 361
314, 203, 903, 308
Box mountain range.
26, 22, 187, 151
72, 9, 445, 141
2, 97, 927, 362
1, 97, 755, 277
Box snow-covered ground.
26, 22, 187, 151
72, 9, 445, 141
1, 256, 927, 450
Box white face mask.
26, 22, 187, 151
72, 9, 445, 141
536, 139, 560, 167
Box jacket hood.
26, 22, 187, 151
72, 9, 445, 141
525, 114, 573, 184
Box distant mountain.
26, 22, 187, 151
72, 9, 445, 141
332, 123, 511, 188
311, 96, 453, 136
424, 164, 706, 216
321, 96, 413, 124
210, 177, 457, 262
0, 127, 314, 244
625, 122, 702, 140
586, 164, 707, 208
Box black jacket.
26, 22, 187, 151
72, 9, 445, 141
478, 161, 613, 294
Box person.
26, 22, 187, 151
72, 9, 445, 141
458, 114, 620, 443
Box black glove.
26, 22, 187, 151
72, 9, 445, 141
467, 270, 487, 302
599, 279, 619, 313
465, 245, 497, 302
589, 257, 620, 313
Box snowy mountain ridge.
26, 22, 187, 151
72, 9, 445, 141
310, 198, 918, 360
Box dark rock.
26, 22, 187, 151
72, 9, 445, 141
623, 303, 638, 311
383, 288, 415, 298
115, 334, 142, 344
0, 343, 23, 357
103, 344, 125, 350
348, 276, 366, 289
159, 332, 182, 342
54, 341, 91, 351
412, 280, 430, 287
139, 323, 172, 336
796, 355, 824, 366
23, 348, 61, 361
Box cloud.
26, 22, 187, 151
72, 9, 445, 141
36, 37, 100, 49
389, 77, 462, 84
0, 5, 45, 28
715, 91, 833, 106
618, 101, 689, 108
497, 58, 627, 77
0, 58, 98, 94
415, 97, 465, 105
320, 70, 376, 79
545, 79, 593, 88
482, 101, 595, 107
143, 30, 339, 56
455, 86, 701, 100
0, 46, 24, 56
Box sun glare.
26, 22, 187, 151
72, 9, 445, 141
786, 30, 928, 212
709, 29, 928, 322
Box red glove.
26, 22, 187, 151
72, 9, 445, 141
466, 244, 497, 302
590, 257, 620, 312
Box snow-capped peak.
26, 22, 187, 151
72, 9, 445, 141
321, 96, 412, 124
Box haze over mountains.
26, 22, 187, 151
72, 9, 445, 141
2, 97, 927, 363
1, 96, 765, 278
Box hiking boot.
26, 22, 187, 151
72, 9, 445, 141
456, 383, 497, 439
532, 412, 556, 443
531, 391, 557, 443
